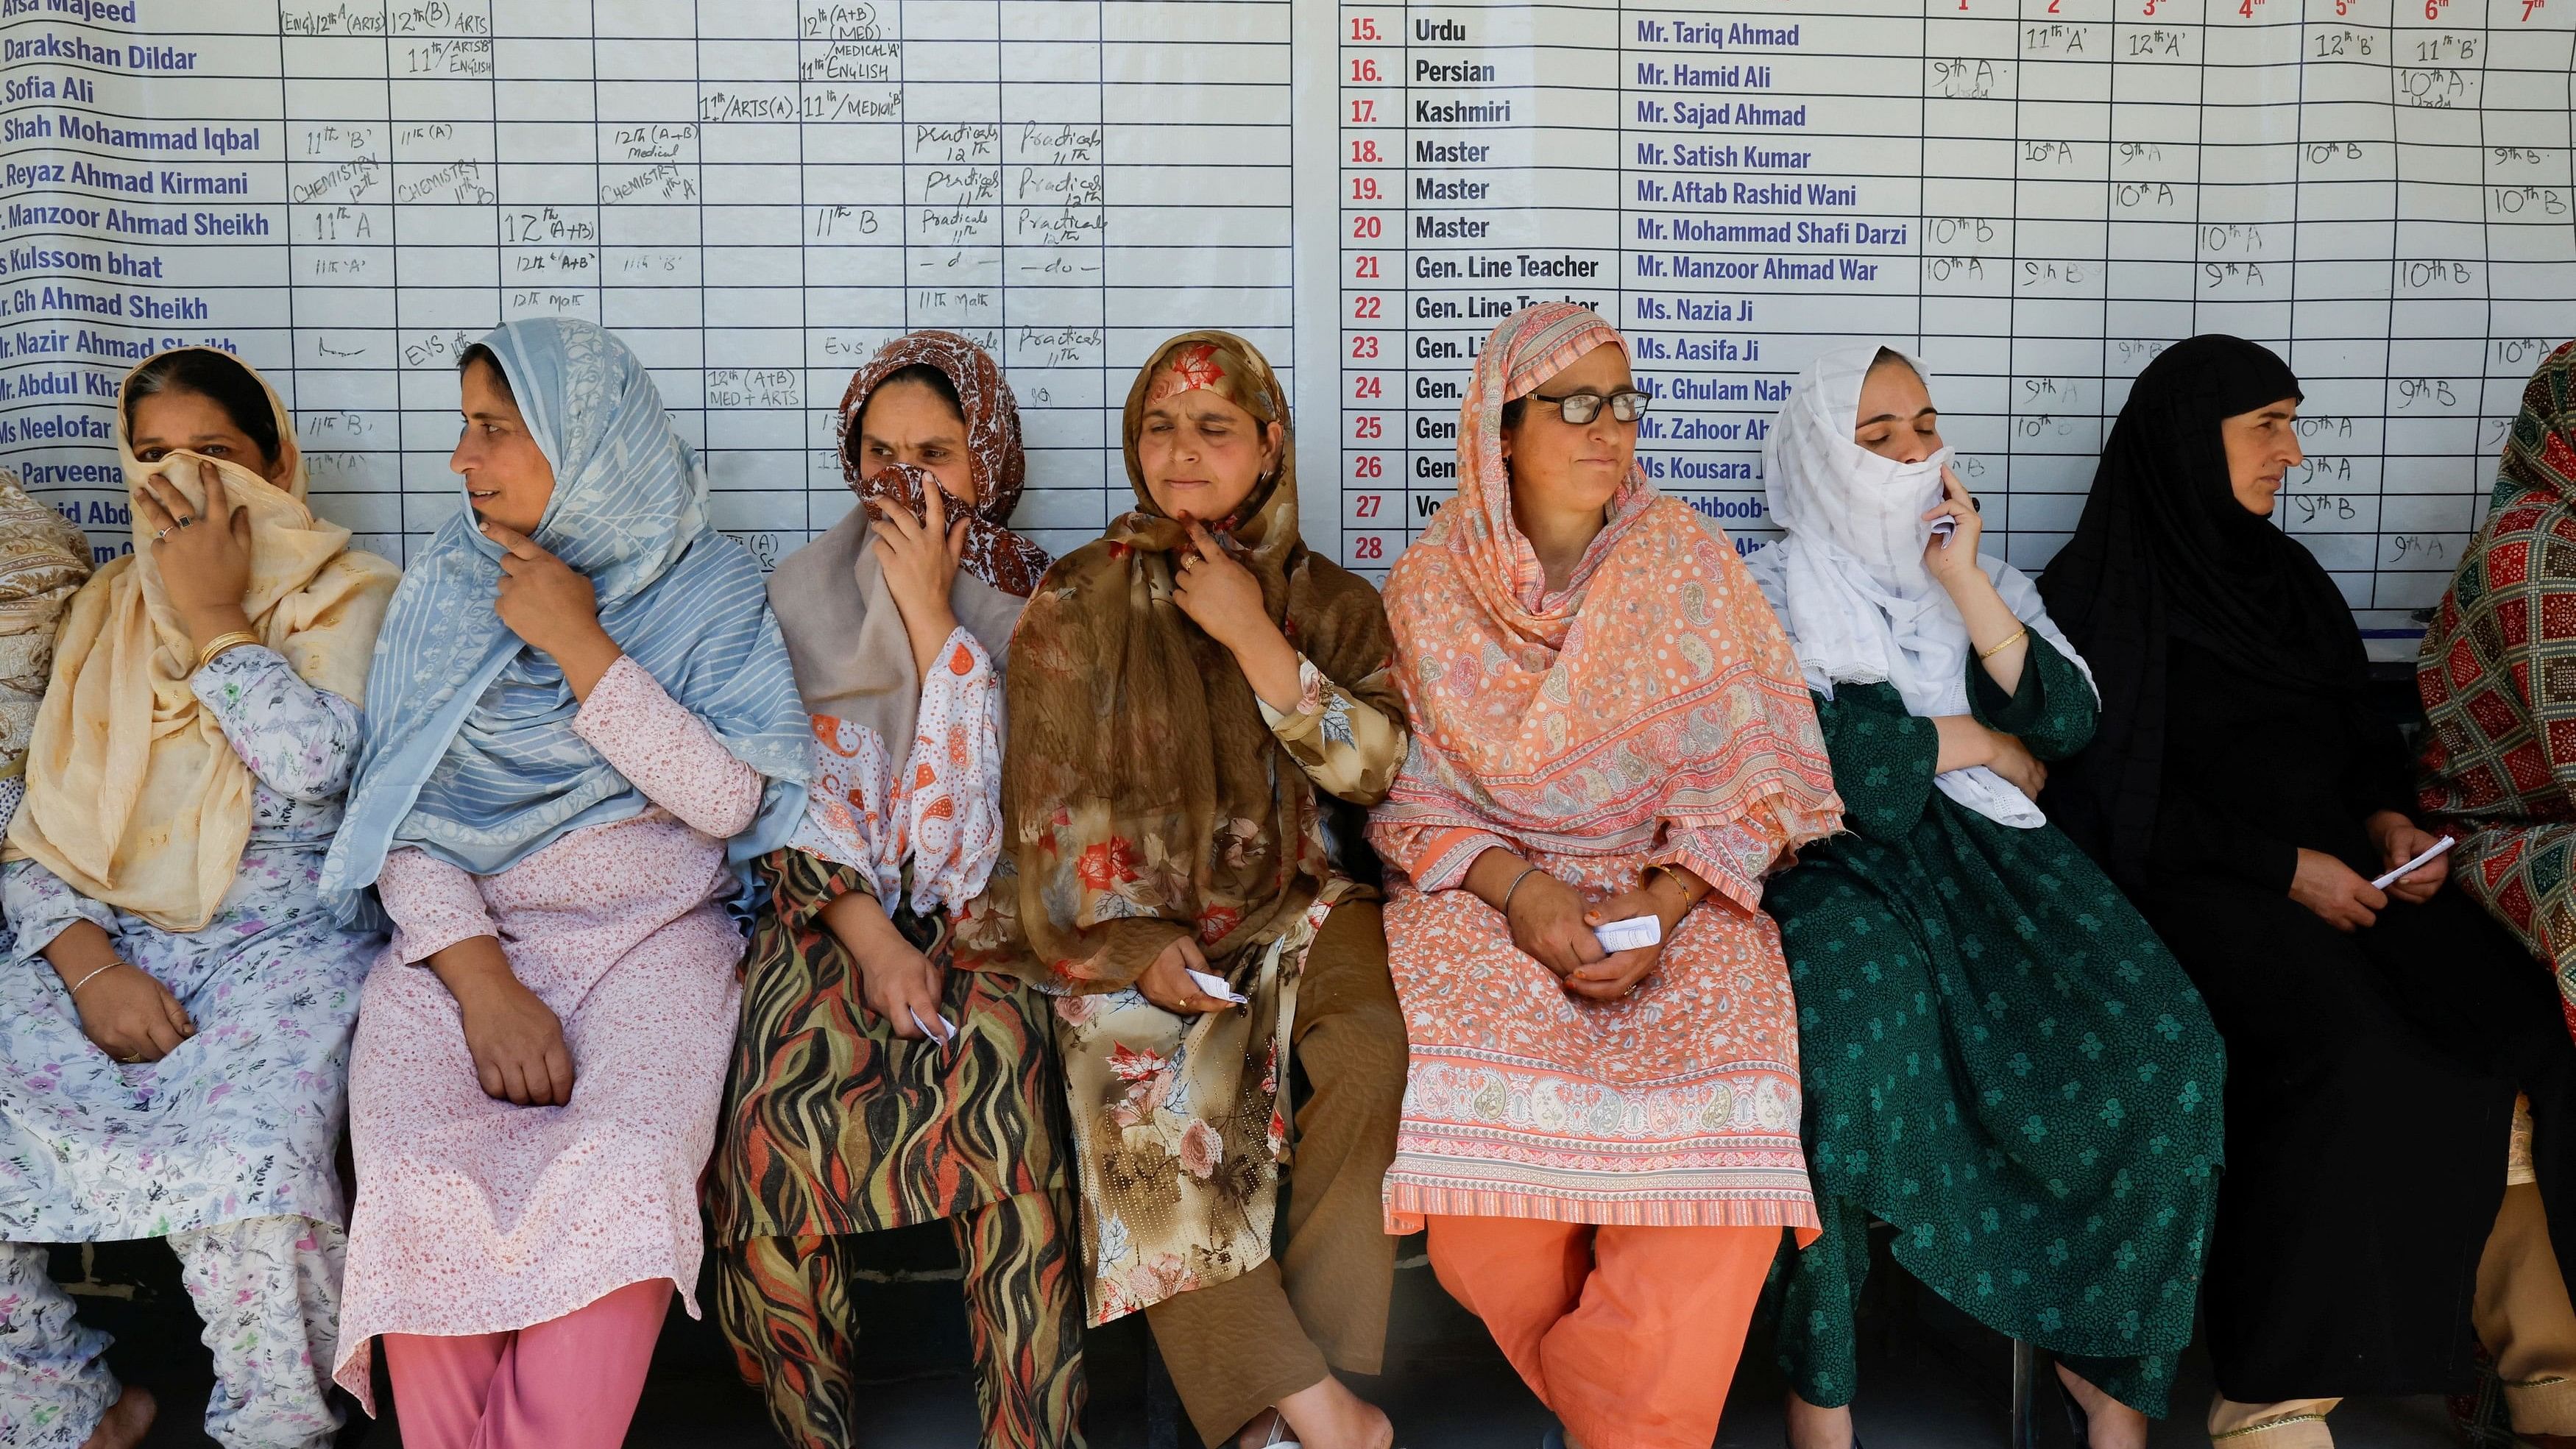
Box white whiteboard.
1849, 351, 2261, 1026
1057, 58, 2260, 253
4, 1, 2571, 640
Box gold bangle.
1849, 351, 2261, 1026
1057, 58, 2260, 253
1978, 628, 2028, 662
193, 630, 263, 673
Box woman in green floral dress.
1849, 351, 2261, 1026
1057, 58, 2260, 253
1744, 346, 2224, 1449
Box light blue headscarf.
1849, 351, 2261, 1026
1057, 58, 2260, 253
320, 318, 809, 913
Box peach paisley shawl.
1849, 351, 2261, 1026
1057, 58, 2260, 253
1375, 302, 1842, 857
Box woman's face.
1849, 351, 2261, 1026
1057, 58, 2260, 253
451, 357, 555, 536
854, 378, 974, 504
1501, 341, 1635, 517
2220, 397, 2304, 517
1853, 356, 1944, 461
1136, 378, 1281, 522
128, 387, 287, 486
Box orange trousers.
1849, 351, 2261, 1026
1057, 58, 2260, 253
1426, 1215, 1778, 1449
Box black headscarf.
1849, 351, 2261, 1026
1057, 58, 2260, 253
2036, 335, 2365, 891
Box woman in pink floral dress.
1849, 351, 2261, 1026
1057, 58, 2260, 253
319, 319, 809, 1449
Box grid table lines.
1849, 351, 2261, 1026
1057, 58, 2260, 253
0, 0, 1296, 570
1328, 0, 2576, 638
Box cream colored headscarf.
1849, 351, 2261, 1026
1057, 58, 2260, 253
4, 349, 399, 930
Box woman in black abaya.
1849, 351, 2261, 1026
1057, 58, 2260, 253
2038, 335, 2576, 1446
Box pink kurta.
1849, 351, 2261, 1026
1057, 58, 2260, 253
333, 657, 761, 1405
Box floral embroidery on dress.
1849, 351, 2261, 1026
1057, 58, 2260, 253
0, 644, 375, 1243
785, 628, 1000, 916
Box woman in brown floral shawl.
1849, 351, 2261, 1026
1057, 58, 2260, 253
959, 330, 1409, 1449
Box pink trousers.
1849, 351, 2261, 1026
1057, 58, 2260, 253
380, 1279, 671, 1449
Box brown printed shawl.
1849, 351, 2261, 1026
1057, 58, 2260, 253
967, 330, 1400, 991
0, 471, 91, 783
958, 330, 1405, 1325
2419, 339, 2576, 1035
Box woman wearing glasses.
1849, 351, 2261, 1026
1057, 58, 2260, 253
1745, 348, 2224, 1449
1370, 304, 1843, 1449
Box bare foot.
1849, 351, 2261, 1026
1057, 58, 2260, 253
1785, 1391, 1855, 1449
2055, 1364, 2147, 1449
1275, 1374, 1393, 1449
79, 1386, 154, 1449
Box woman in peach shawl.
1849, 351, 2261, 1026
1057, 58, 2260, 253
1368, 304, 1841, 1449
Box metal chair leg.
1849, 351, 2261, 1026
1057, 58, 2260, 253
2011, 1338, 2039, 1449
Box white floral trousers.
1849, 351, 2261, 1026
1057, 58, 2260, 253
0, 1216, 344, 1449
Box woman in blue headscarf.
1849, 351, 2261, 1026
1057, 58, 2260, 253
319, 319, 809, 1449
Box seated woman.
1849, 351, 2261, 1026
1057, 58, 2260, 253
319, 319, 811, 1448
955, 330, 1408, 1449
1744, 346, 2224, 1449
1368, 303, 1844, 1449
2041, 335, 2576, 1448
0, 348, 397, 1449
2411, 340, 2576, 1444
708, 332, 1081, 1447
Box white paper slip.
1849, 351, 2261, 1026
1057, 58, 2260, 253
1185, 968, 1249, 1006
2371, 835, 2456, 890
907, 1007, 959, 1046
1593, 915, 1663, 952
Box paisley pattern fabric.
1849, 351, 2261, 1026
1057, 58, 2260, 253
1374, 303, 1843, 859
2419, 340, 2576, 1034
1760, 640, 2226, 1416
1370, 304, 1841, 1229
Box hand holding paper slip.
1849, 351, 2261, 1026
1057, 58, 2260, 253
2371, 835, 2455, 891
1592, 915, 1663, 952
1185, 968, 1249, 1007
907, 1007, 959, 1048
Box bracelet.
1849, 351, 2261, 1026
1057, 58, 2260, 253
1978, 627, 2028, 662
193, 629, 263, 673
66, 962, 125, 997
1498, 863, 1543, 915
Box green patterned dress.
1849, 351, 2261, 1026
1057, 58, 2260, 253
1760, 637, 2225, 1415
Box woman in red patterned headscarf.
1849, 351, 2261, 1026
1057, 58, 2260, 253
707, 332, 1079, 1449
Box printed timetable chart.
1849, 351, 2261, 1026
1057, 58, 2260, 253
0, 0, 1294, 567
1334, 0, 2576, 635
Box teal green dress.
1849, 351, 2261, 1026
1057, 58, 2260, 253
1760, 637, 2224, 1415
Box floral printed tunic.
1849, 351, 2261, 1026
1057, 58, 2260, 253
0, 645, 380, 1241
973, 653, 1407, 1325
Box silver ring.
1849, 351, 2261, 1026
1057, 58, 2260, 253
153, 528, 170, 542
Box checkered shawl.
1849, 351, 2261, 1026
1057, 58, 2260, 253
2419, 339, 2576, 1035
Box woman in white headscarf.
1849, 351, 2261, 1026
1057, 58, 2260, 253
1744, 347, 2223, 1449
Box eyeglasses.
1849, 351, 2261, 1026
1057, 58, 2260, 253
1527, 389, 1652, 425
